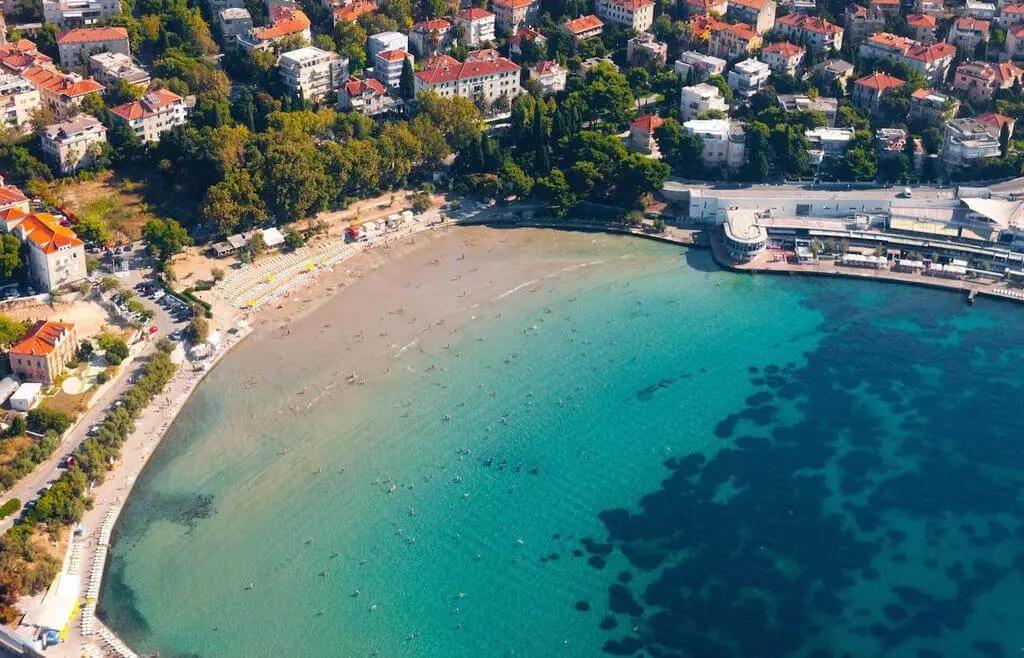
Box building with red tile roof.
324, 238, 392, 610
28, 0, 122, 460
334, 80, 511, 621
597, 0, 654, 32
0, 40, 53, 74
708, 21, 761, 59
414, 49, 520, 105
953, 60, 1023, 102
906, 13, 937, 42
529, 59, 567, 95
56, 27, 130, 70
3, 211, 86, 293
20, 65, 103, 115
338, 77, 401, 116
492, 0, 540, 32
242, 7, 311, 50
760, 41, 805, 76
629, 113, 664, 154
852, 72, 904, 114
410, 19, 451, 57
775, 13, 844, 53
453, 7, 496, 45
949, 16, 990, 51
684, 0, 726, 17
1007, 23, 1024, 59
332, 1, 376, 25
110, 88, 188, 142
726, 0, 776, 34
561, 15, 604, 42
7, 320, 78, 384
510, 26, 547, 58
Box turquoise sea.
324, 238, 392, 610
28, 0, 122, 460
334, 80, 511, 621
99, 233, 1024, 658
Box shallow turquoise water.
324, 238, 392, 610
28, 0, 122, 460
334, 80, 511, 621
100, 236, 1024, 658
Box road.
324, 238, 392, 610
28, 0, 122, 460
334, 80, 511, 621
0, 253, 182, 534
663, 178, 962, 202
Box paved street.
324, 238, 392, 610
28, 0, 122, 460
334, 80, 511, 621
0, 256, 181, 534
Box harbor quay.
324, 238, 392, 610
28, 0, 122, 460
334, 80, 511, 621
670, 177, 1024, 303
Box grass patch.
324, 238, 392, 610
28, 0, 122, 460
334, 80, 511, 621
0, 436, 32, 468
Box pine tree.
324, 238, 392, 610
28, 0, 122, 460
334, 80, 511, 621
400, 57, 415, 101
999, 122, 1010, 158
532, 99, 549, 174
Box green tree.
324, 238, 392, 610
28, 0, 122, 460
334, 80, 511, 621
999, 122, 1010, 158
202, 169, 267, 236
26, 407, 72, 434
333, 20, 368, 72
0, 314, 28, 347
706, 74, 733, 103
74, 213, 109, 245
0, 234, 23, 280
143, 218, 192, 261
742, 121, 771, 182
97, 333, 130, 365
400, 56, 415, 101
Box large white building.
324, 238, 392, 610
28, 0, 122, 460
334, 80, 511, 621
367, 31, 407, 60
89, 52, 150, 88
1, 207, 86, 292
278, 46, 347, 103
596, 0, 654, 32
372, 48, 412, 92
679, 82, 728, 120
218, 7, 253, 40
414, 50, 520, 105
727, 58, 771, 98
110, 88, 189, 143
674, 51, 726, 82
491, 0, 540, 33
683, 119, 746, 170
56, 26, 129, 70
452, 8, 496, 45
529, 60, 567, 95
40, 113, 106, 174
42, 0, 120, 28
0, 73, 41, 132
941, 115, 1006, 166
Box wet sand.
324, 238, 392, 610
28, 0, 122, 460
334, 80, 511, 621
245, 225, 620, 386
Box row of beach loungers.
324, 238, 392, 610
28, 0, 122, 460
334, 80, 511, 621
81, 507, 138, 657
245, 246, 359, 310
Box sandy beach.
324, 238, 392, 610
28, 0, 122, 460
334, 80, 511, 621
40, 222, 660, 657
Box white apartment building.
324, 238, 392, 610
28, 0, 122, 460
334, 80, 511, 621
56, 26, 129, 70
760, 41, 804, 77
675, 51, 726, 82
367, 31, 407, 60
90, 52, 150, 88
40, 113, 106, 174
372, 48, 412, 92
110, 88, 188, 143
529, 60, 567, 95
726, 0, 777, 34
942, 117, 1001, 166
683, 119, 746, 170
804, 126, 853, 154
727, 58, 771, 97
680, 82, 728, 120
218, 8, 253, 40
453, 8, 496, 46
414, 50, 520, 105
42, 0, 120, 27
278, 46, 347, 103
2, 212, 86, 291
491, 0, 540, 33
596, 0, 654, 32
774, 13, 844, 53
0, 73, 41, 132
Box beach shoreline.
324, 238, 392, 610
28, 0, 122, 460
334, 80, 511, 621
47, 220, 670, 657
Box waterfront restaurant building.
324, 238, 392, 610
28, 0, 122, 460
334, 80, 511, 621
723, 209, 767, 262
